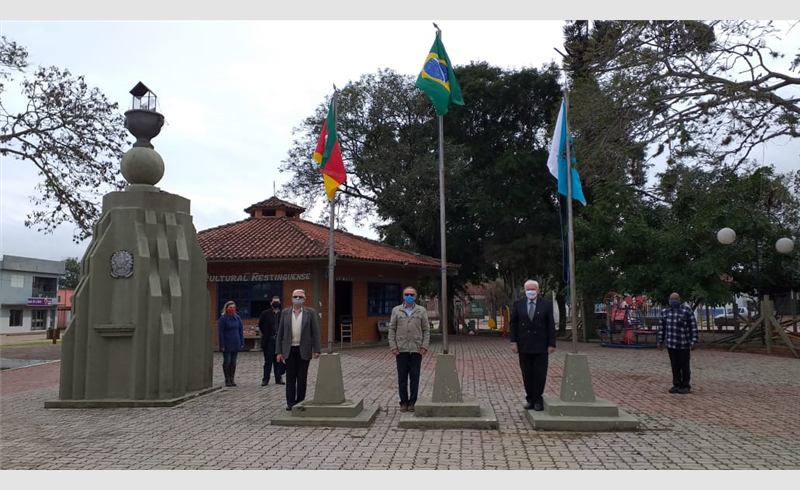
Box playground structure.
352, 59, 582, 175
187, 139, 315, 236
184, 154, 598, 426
598, 292, 658, 348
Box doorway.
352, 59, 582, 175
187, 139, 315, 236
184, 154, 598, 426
335, 281, 353, 341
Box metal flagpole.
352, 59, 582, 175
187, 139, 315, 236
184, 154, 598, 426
438, 113, 448, 354
564, 88, 579, 355
327, 87, 337, 355
434, 26, 449, 355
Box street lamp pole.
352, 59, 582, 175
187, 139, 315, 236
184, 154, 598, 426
717, 228, 797, 358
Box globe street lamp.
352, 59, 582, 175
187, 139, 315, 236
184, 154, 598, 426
716, 228, 797, 358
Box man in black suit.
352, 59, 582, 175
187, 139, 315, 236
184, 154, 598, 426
509, 279, 556, 411
258, 295, 285, 386
276, 289, 321, 411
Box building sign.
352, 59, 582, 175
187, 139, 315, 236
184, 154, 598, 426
27, 298, 55, 306
206, 273, 311, 282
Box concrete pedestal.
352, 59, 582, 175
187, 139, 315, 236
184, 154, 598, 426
47, 180, 214, 408
525, 353, 639, 431
271, 353, 378, 427
398, 353, 498, 429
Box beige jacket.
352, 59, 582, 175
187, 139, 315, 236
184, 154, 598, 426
388, 303, 431, 353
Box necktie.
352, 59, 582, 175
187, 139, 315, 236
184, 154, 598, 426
528, 300, 535, 320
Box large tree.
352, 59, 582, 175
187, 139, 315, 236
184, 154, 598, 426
0, 36, 128, 242
58, 257, 81, 289
562, 20, 799, 168
280, 64, 566, 331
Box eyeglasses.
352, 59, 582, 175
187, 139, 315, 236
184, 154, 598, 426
292, 296, 304, 299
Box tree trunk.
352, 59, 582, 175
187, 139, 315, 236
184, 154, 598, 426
556, 292, 568, 337
581, 290, 596, 342
447, 280, 458, 335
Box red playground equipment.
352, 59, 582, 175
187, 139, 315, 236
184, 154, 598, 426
599, 292, 658, 348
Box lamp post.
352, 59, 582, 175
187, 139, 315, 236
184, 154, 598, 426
717, 228, 797, 357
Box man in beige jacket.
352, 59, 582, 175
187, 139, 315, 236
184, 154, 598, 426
389, 286, 431, 412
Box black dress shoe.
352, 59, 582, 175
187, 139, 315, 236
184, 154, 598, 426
285, 406, 293, 411
275, 380, 285, 385
668, 386, 680, 394
524, 402, 535, 410
533, 402, 544, 411
677, 387, 691, 394
261, 381, 269, 386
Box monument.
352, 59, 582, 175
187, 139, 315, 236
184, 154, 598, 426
46, 82, 217, 408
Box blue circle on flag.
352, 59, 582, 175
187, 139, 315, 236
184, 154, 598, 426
423, 58, 449, 83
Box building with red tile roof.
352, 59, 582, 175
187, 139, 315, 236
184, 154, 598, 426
198, 197, 459, 348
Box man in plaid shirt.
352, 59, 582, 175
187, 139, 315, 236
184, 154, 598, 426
658, 292, 698, 394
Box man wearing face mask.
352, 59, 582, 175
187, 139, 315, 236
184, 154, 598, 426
258, 296, 285, 386
388, 286, 430, 413
658, 292, 698, 394
509, 279, 556, 411
276, 289, 321, 410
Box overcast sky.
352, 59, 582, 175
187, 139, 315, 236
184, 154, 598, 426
1, 17, 798, 263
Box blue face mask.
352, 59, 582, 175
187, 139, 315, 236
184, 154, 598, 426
669, 299, 680, 308
404, 295, 415, 304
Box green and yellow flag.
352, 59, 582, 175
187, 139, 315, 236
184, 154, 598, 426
415, 34, 464, 116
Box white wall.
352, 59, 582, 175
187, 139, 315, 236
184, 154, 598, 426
0, 307, 30, 334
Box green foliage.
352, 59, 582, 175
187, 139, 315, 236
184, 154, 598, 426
280, 64, 566, 303
59, 257, 81, 289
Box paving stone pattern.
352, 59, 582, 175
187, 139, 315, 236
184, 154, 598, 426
1, 337, 798, 470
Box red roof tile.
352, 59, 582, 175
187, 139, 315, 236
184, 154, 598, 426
244, 196, 306, 214
197, 216, 459, 269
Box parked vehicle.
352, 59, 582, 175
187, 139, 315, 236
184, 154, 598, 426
714, 306, 748, 328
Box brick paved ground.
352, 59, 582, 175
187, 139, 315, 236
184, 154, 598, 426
1, 336, 799, 470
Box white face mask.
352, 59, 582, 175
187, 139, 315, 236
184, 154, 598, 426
292, 297, 304, 306
525, 290, 538, 300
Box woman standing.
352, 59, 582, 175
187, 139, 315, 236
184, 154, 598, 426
218, 301, 244, 387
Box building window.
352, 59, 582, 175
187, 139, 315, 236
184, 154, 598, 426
32, 276, 58, 298
217, 281, 282, 319
9, 309, 22, 327
10, 275, 24, 288
367, 282, 401, 316
31, 310, 47, 330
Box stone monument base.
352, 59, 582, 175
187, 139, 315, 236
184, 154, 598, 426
45, 386, 220, 409
270, 399, 379, 427
398, 395, 499, 429
525, 396, 640, 431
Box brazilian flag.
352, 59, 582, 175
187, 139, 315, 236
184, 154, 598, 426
415, 34, 464, 116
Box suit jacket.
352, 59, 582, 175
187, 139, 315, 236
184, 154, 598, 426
257, 308, 281, 349
509, 296, 556, 354
275, 306, 321, 361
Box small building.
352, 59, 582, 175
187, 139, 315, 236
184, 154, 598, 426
197, 197, 458, 349
0, 255, 65, 334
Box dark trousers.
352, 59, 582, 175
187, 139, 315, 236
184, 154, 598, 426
667, 348, 692, 389
262, 338, 285, 383
518, 352, 548, 404
396, 352, 422, 406
222, 350, 239, 367
285, 346, 310, 407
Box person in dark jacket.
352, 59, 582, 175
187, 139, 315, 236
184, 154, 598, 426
218, 300, 244, 387
276, 289, 321, 410
658, 292, 699, 394
388, 286, 430, 413
258, 296, 285, 386
509, 279, 556, 411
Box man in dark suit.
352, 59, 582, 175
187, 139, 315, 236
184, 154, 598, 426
276, 289, 321, 411
258, 295, 285, 386
509, 279, 556, 411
